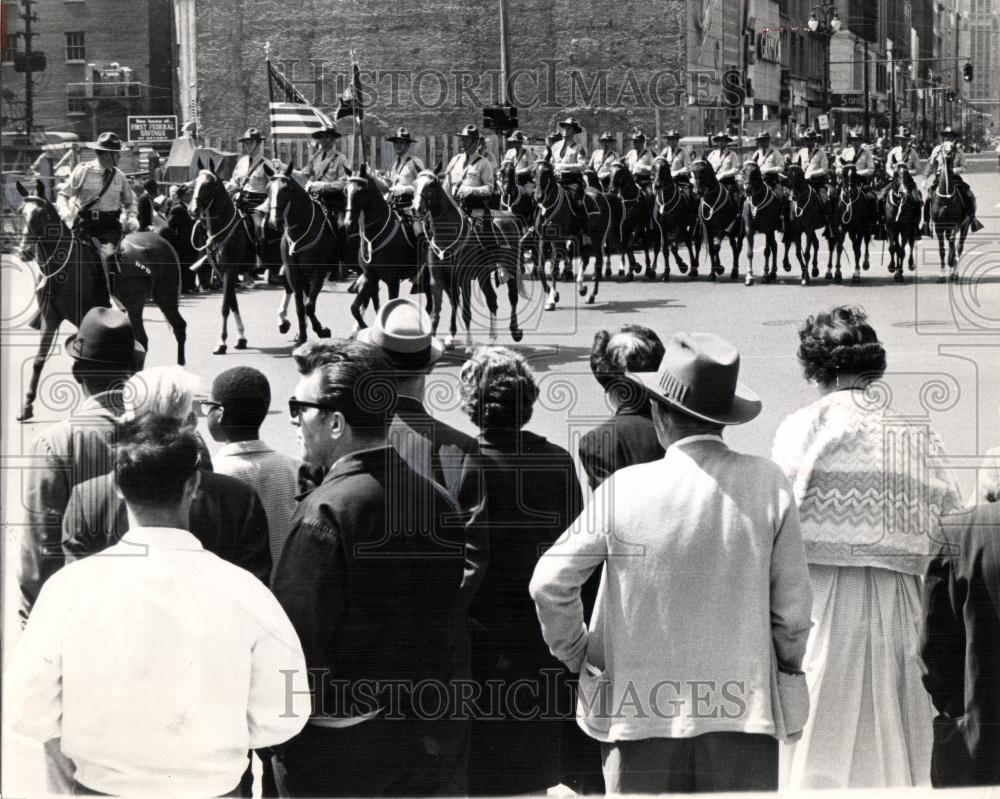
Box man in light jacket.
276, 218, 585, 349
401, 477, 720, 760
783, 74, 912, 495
530, 331, 813, 793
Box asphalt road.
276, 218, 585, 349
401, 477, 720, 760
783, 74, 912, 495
3, 153, 1000, 796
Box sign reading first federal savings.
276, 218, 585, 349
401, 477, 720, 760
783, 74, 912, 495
127, 115, 178, 143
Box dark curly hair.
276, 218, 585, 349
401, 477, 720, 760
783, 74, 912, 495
797, 306, 887, 387
460, 346, 539, 432
590, 325, 664, 407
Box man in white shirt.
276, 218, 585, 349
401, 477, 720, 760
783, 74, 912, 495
204, 366, 300, 577
588, 131, 619, 189
7, 413, 309, 798
531, 332, 813, 794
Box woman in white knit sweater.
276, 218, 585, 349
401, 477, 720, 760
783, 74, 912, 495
771, 306, 963, 789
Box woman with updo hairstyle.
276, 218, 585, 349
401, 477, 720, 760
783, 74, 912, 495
772, 306, 962, 789
459, 346, 583, 796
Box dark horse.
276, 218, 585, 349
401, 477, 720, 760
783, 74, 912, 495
928, 147, 970, 283
649, 156, 696, 281
608, 162, 657, 281
883, 166, 921, 283
833, 164, 877, 284
782, 164, 832, 285
689, 160, 743, 281
497, 159, 538, 273
344, 163, 428, 330
412, 169, 525, 351
740, 162, 783, 286
14, 179, 186, 422
264, 161, 341, 344
532, 154, 621, 308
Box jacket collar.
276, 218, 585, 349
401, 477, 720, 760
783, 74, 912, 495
321, 445, 397, 484
216, 439, 274, 459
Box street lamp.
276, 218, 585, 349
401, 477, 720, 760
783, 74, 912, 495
807, 6, 841, 142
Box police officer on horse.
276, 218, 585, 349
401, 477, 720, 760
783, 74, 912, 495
749, 130, 785, 198
625, 129, 655, 195
588, 131, 619, 190
373, 127, 425, 211
550, 116, 588, 214
226, 127, 274, 268
659, 129, 692, 186
707, 131, 742, 195
923, 126, 983, 233
835, 127, 876, 188
302, 123, 351, 218
57, 131, 139, 287
443, 123, 496, 223
501, 130, 535, 186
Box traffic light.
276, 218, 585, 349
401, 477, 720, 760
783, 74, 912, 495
963, 62, 974, 83
482, 105, 518, 133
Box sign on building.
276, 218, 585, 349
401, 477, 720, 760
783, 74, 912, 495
817, 114, 829, 130
128, 115, 178, 144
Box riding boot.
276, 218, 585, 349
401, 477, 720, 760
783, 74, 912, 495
922, 198, 932, 237
965, 188, 985, 231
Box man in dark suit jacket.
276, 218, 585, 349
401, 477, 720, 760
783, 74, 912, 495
920, 503, 1000, 786
578, 326, 666, 490
271, 339, 466, 797
62, 468, 272, 585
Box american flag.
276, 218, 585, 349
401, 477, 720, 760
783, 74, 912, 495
267, 59, 333, 138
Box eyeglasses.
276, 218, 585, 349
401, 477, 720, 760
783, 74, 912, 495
288, 398, 339, 419
193, 398, 222, 417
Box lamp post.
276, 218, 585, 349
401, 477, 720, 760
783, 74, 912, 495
807, 5, 841, 143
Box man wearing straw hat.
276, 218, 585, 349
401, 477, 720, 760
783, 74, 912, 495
659, 130, 692, 186
227, 127, 271, 211
57, 132, 139, 284
302, 124, 350, 198
373, 127, 425, 208
443, 124, 496, 222
530, 331, 813, 794
625, 129, 655, 188
551, 116, 588, 213
500, 130, 535, 186
707, 131, 743, 195
588, 132, 619, 190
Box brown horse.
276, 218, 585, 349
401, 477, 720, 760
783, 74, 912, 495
883, 167, 921, 283
689, 160, 743, 281
740, 162, 783, 285
650, 157, 696, 281
928, 147, 970, 283
13, 179, 186, 422
782, 164, 832, 285
833, 164, 877, 283
608, 162, 657, 281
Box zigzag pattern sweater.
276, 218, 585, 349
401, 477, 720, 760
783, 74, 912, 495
771, 390, 963, 575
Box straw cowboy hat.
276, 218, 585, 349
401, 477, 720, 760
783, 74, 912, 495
238, 127, 264, 143
629, 332, 761, 425
711, 131, 734, 145
311, 124, 342, 140
598, 131, 617, 143
457, 124, 482, 139
355, 298, 444, 369
90, 132, 124, 152
387, 127, 417, 144
557, 117, 583, 135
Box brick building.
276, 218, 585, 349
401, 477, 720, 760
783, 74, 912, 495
178, 0, 687, 148
1, 0, 173, 138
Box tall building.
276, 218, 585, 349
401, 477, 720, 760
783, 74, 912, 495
964, 0, 999, 139
0, 0, 174, 138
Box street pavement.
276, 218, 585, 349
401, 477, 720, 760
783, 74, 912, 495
3, 153, 1000, 796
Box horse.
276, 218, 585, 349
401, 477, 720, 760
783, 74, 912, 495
412, 170, 525, 351
263, 161, 342, 344
740, 162, 783, 286
649, 157, 696, 281
532, 155, 620, 308
689, 160, 743, 281
497, 159, 539, 272
189, 163, 259, 354
782, 164, 832, 284
13, 179, 186, 422
883, 166, 922, 283
344, 163, 428, 330
928, 147, 970, 283
832, 164, 877, 284
608, 162, 657, 281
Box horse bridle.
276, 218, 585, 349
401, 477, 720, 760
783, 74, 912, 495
348, 181, 403, 265
413, 175, 470, 260
20, 196, 77, 281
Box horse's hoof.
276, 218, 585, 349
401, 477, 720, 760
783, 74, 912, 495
464, 345, 474, 356
801, 278, 809, 287
617, 268, 625, 277
234, 338, 248, 350
888, 264, 896, 273
318, 328, 332, 339
689, 269, 698, 280
510, 327, 524, 343
851, 274, 861, 285
278, 319, 291, 334
553, 291, 560, 303
862, 260, 871, 271
825, 271, 834, 281
834, 272, 842, 284
746, 275, 755, 287
586, 295, 596, 305
444, 335, 456, 350
894, 272, 905, 284
644, 269, 657, 280
579, 283, 587, 297
730, 270, 739, 281
16, 405, 33, 423
213, 344, 228, 355
811, 267, 819, 279
783, 262, 792, 273
603, 268, 612, 279
292, 335, 306, 346
662, 271, 671, 282
624, 272, 634, 283
544, 301, 555, 311
937, 273, 947, 284
907, 263, 915, 272
677, 263, 688, 274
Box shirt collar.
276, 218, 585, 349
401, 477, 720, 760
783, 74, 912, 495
80, 390, 126, 415
216, 440, 274, 458
120, 527, 205, 551
670, 433, 726, 451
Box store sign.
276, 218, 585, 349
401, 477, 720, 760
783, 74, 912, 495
128, 115, 177, 143
830, 92, 864, 109
757, 31, 781, 64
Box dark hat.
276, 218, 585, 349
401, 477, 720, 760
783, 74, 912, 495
238, 127, 263, 143
631, 129, 647, 141
557, 117, 583, 135
847, 126, 863, 139
66, 307, 145, 366
894, 126, 912, 139
799, 129, 817, 141
664, 129, 681, 139
355, 298, 444, 369
711, 131, 734, 144
940, 126, 959, 137
505, 130, 526, 144
457, 124, 481, 139
598, 131, 616, 143
629, 332, 761, 426
387, 127, 416, 144
311, 125, 342, 140
91, 132, 123, 153
756, 130, 771, 140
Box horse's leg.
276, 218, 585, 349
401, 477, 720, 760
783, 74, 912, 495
125, 304, 149, 359
851, 233, 862, 284
277, 272, 293, 334
288, 268, 309, 345
478, 269, 499, 345
18, 317, 61, 422
506, 275, 522, 342
809, 231, 820, 279
745, 230, 756, 286
429, 268, 447, 343
730, 230, 743, 281
545, 239, 561, 311
586, 238, 602, 305
691, 225, 702, 277
214, 270, 235, 354
153, 288, 188, 366
576, 239, 590, 296
305, 267, 331, 338
936, 230, 947, 282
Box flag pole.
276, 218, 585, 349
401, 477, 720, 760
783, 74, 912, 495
265, 41, 277, 161
351, 51, 366, 167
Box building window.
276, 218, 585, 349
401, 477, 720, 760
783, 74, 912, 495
2, 33, 18, 62
65, 31, 85, 62
67, 96, 88, 115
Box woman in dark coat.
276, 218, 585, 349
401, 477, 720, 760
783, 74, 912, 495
460, 346, 584, 796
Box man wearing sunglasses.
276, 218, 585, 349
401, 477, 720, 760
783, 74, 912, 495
270, 340, 467, 797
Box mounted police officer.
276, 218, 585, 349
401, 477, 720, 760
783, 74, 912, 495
625, 129, 655, 192
550, 116, 588, 214
588, 131, 619, 190
57, 131, 138, 286
707, 131, 742, 194
749, 130, 785, 198
501, 130, 535, 186
302, 124, 350, 212
227, 128, 270, 210
791, 128, 834, 232
923, 126, 983, 233
659, 129, 692, 186
443, 123, 495, 223
836, 127, 875, 186
374, 127, 425, 210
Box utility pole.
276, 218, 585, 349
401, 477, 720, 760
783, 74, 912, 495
498, 0, 512, 105
863, 40, 870, 141
21, 0, 36, 134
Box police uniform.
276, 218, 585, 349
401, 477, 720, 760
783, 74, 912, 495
751, 144, 784, 180
793, 146, 830, 184
659, 142, 692, 183
588, 140, 619, 186
444, 150, 495, 210
886, 143, 920, 179
625, 142, 655, 183
58, 159, 137, 245
501, 147, 534, 185
385, 153, 426, 196
837, 142, 875, 181
924, 135, 981, 229
707, 147, 742, 189
303, 146, 351, 194
552, 136, 587, 179
228, 154, 270, 208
